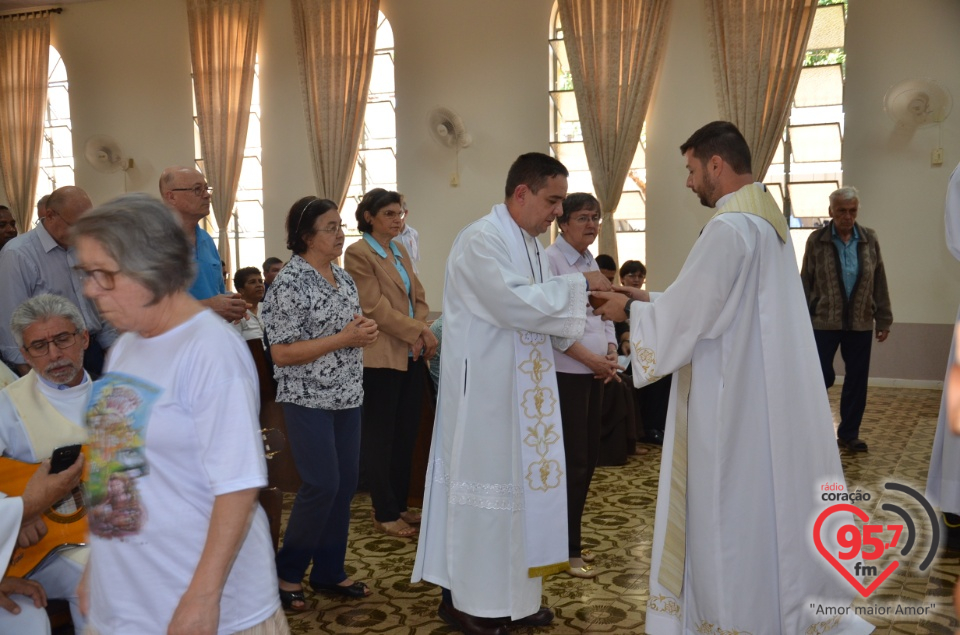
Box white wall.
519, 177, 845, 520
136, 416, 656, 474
844, 0, 960, 326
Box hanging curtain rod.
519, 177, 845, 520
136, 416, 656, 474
0, 8, 63, 20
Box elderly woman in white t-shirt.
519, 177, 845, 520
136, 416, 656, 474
73, 194, 285, 635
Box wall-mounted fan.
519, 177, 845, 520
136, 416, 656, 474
883, 78, 952, 129
428, 107, 471, 186
84, 135, 133, 174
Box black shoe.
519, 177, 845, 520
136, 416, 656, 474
438, 601, 509, 635
641, 430, 664, 445
505, 606, 554, 628
837, 437, 868, 452
311, 580, 371, 598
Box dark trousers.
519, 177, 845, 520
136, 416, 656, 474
361, 359, 425, 522
813, 329, 873, 441
637, 373, 672, 436
275, 403, 360, 587
556, 372, 603, 558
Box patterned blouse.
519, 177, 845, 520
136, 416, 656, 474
261, 254, 363, 410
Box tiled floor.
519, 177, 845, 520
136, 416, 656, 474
283, 386, 959, 634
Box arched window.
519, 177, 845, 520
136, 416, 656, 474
37, 46, 75, 203
763, 0, 847, 269
548, 6, 646, 267
342, 11, 396, 250
194, 58, 263, 283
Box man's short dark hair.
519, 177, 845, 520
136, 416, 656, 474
504, 153, 569, 200
679, 121, 752, 176
595, 254, 617, 271
234, 266, 261, 289
619, 260, 646, 279
262, 257, 282, 272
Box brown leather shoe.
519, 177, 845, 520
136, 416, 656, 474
506, 606, 554, 628
438, 601, 509, 635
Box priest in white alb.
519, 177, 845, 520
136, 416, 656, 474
412, 152, 612, 635
926, 161, 960, 547
593, 122, 873, 635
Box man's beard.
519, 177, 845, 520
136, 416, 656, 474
43, 360, 81, 385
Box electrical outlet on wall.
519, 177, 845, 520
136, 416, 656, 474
932, 148, 945, 166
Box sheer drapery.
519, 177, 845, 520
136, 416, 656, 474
705, 0, 817, 180
558, 0, 672, 262
290, 0, 379, 208
187, 0, 262, 263
0, 12, 51, 230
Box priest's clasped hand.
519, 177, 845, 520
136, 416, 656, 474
591, 286, 650, 322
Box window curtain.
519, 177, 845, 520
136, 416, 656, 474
187, 0, 262, 264
558, 0, 672, 263
705, 0, 817, 180
0, 12, 51, 230
290, 0, 379, 208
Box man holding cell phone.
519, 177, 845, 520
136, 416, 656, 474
0, 294, 92, 634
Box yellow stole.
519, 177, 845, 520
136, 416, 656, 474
713, 183, 788, 243
5, 371, 88, 460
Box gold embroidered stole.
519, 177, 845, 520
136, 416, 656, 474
5, 371, 88, 460
658, 364, 692, 597
714, 184, 788, 243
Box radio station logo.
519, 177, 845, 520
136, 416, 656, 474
813, 481, 939, 598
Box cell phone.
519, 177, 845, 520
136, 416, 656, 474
50, 444, 82, 474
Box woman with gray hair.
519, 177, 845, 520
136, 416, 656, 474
71, 194, 286, 634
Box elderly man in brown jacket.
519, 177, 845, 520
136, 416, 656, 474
801, 186, 892, 453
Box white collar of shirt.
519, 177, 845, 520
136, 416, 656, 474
554, 233, 592, 267
35, 221, 66, 254
36, 370, 90, 392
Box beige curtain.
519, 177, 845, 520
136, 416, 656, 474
187, 0, 262, 264
558, 0, 672, 262
290, 0, 379, 208
0, 12, 51, 230
705, 0, 817, 180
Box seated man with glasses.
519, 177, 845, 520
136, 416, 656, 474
0, 294, 92, 634
159, 166, 248, 323
0, 186, 116, 378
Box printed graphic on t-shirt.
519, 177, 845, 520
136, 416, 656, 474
84, 373, 160, 539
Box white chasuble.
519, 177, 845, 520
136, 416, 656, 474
0, 494, 24, 567
927, 162, 960, 517
631, 184, 873, 635
413, 204, 586, 619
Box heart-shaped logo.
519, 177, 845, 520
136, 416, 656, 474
813, 503, 899, 597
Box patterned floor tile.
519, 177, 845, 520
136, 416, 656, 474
279, 386, 958, 633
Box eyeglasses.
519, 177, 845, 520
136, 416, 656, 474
379, 210, 408, 220
73, 266, 121, 290
23, 330, 81, 358
316, 224, 347, 234
569, 214, 602, 225
170, 184, 212, 197
49, 210, 75, 227
622, 273, 644, 281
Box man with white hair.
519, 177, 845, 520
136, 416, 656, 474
801, 186, 892, 453
0, 294, 92, 633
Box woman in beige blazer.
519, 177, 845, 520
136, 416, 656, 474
344, 189, 438, 538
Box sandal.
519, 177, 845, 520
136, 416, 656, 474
373, 518, 418, 538
400, 510, 422, 525
279, 587, 308, 612
312, 580, 372, 598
